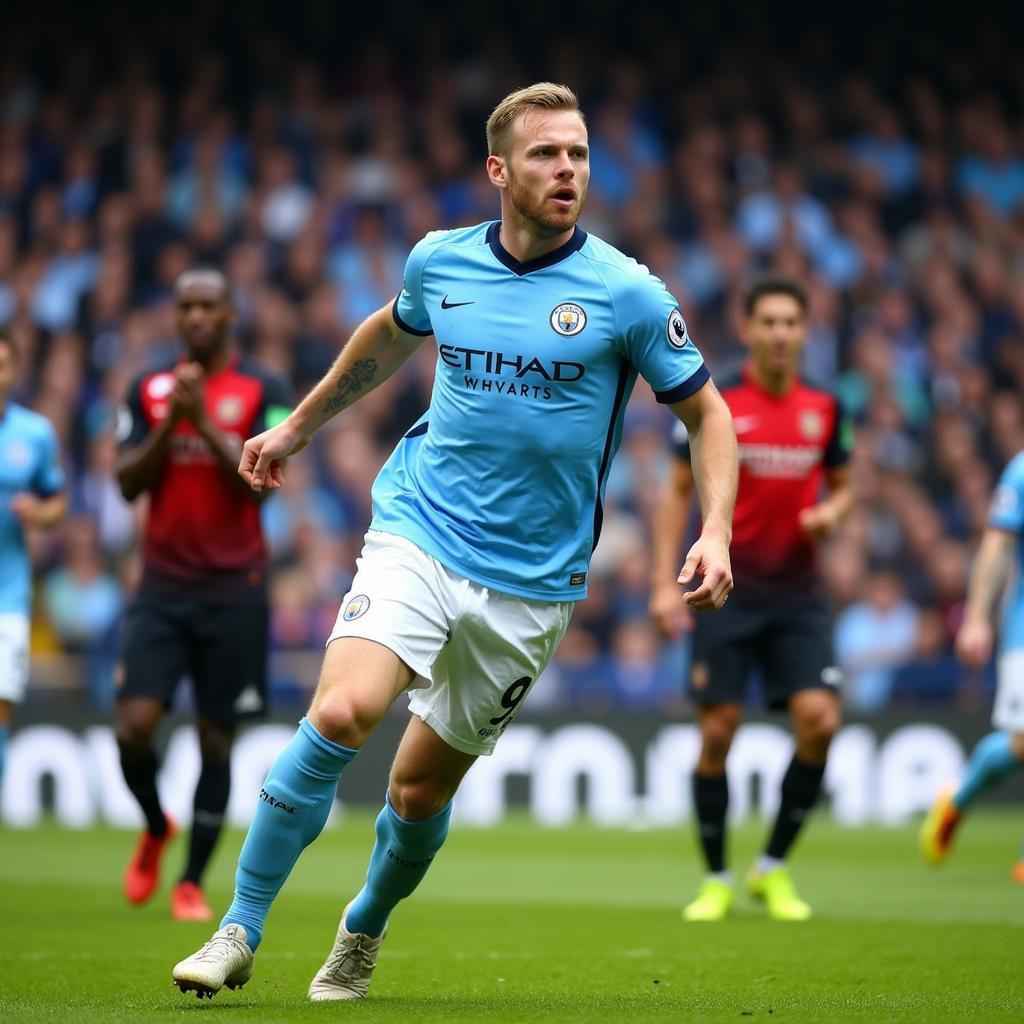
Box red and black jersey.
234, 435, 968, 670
118, 353, 292, 601
673, 363, 852, 592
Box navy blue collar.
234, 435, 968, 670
486, 221, 587, 276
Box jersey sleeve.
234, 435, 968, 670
391, 232, 443, 337
115, 374, 150, 449
617, 273, 709, 403
823, 395, 854, 468
31, 420, 65, 497
989, 454, 1024, 534
670, 419, 691, 463
252, 370, 294, 434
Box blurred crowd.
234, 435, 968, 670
3, 6, 1022, 715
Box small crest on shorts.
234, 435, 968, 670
690, 661, 710, 691
342, 594, 371, 621
667, 308, 690, 349
821, 666, 843, 688
550, 302, 587, 336
570, 572, 587, 586
799, 409, 824, 441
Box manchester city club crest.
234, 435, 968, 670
667, 308, 690, 348
342, 594, 371, 621
550, 302, 587, 336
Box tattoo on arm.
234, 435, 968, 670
322, 359, 378, 416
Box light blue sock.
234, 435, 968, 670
221, 718, 356, 950
344, 794, 453, 938
0, 725, 6, 782
954, 731, 1019, 811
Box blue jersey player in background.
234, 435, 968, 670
921, 447, 1024, 878
0, 330, 67, 785
173, 82, 738, 1002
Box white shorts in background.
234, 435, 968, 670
327, 530, 573, 755
992, 649, 1024, 732
0, 612, 30, 704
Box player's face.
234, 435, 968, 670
175, 275, 233, 359
504, 109, 590, 236
743, 294, 806, 377
0, 343, 14, 401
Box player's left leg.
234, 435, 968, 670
171, 717, 235, 921
748, 593, 840, 920
308, 715, 475, 1001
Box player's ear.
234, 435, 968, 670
486, 154, 508, 190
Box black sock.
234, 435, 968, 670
181, 756, 231, 885
119, 747, 167, 837
692, 772, 729, 873
766, 756, 826, 860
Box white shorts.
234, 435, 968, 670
0, 612, 30, 704
992, 649, 1024, 732
328, 531, 573, 755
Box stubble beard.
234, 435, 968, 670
508, 176, 587, 238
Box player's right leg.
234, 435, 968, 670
684, 702, 742, 921
173, 637, 413, 998
116, 595, 190, 903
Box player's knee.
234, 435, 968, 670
309, 694, 378, 749
114, 716, 151, 756
796, 706, 840, 754
699, 712, 739, 766
196, 720, 234, 763
389, 777, 454, 821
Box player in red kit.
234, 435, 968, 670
114, 268, 291, 920
651, 276, 854, 921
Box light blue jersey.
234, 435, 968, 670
989, 450, 1024, 652
372, 221, 709, 601
0, 403, 65, 614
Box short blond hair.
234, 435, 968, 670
485, 82, 584, 157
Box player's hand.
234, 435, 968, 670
170, 363, 206, 425
955, 618, 994, 669
799, 502, 841, 542
649, 580, 694, 640
239, 420, 310, 493
678, 532, 733, 612
9, 492, 43, 526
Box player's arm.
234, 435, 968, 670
240, 302, 425, 493
668, 380, 737, 611
9, 491, 67, 529
798, 465, 854, 542
650, 453, 697, 639
956, 526, 1015, 668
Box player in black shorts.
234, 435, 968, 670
115, 267, 291, 920
651, 276, 854, 921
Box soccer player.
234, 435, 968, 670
171, 83, 737, 1001
650, 276, 854, 922
115, 267, 292, 921
920, 448, 1024, 877
0, 329, 67, 784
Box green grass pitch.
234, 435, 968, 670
1, 812, 1022, 1023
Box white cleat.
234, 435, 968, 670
172, 923, 254, 999
307, 903, 386, 1001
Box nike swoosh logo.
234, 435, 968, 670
441, 295, 474, 309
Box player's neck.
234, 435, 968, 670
188, 343, 233, 375
498, 216, 576, 265
748, 361, 795, 396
